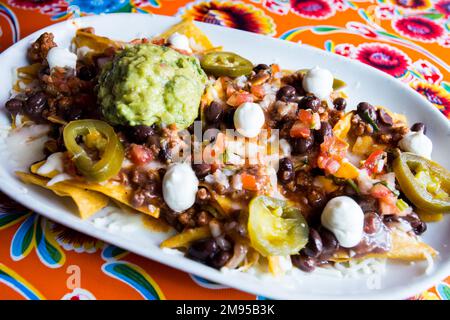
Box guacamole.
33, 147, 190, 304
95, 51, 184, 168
98, 44, 207, 129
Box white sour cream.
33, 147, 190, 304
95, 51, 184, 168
398, 130, 432, 159
162, 163, 199, 212
37, 152, 64, 175
233, 102, 265, 138
168, 32, 192, 53
46, 47, 78, 71
321, 196, 364, 248
302, 66, 334, 100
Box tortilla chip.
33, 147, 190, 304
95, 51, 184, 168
386, 230, 437, 260
160, 226, 211, 249
333, 111, 353, 141
72, 30, 123, 59
377, 105, 407, 125
30, 161, 159, 218
156, 18, 215, 52
331, 229, 437, 262
16, 171, 108, 220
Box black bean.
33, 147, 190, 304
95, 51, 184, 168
333, 97, 347, 111
208, 251, 232, 269
313, 122, 332, 144
291, 253, 316, 272
356, 196, 378, 213
128, 125, 155, 144
215, 235, 232, 251
291, 135, 314, 155
377, 109, 393, 126
161, 209, 183, 231
204, 101, 223, 124
307, 188, 326, 209
277, 157, 294, 184
223, 108, 235, 129
364, 212, 381, 234
303, 228, 323, 258
383, 214, 398, 224
38, 65, 50, 79
159, 144, 172, 163
131, 190, 146, 208
407, 217, 427, 235
78, 65, 96, 81
192, 163, 211, 178
253, 64, 270, 73
356, 102, 376, 120
5, 98, 24, 115
188, 238, 219, 262
64, 106, 83, 121
25, 91, 47, 120
319, 228, 339, 259
299, 95, 321, 112
277, 85, 297, 102
411, 122, 426, 134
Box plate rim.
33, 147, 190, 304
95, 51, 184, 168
0, 12, 448, 300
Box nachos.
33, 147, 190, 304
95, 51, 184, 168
4, 19, 448, 276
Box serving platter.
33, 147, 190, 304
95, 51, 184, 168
0, 13, 449, 300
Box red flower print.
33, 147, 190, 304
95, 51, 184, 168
290, 0, 335, 19
435, 0, 450, 17
353, 43, 411, 78
179, 1, 276, 35
393, 16, 445, 42
388, 0, 432, 10
8, 0, 64, 10
411, 82, 450, 118
334, 43, 356, 57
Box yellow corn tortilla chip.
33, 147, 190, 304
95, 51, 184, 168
331, 229, 437, 262
156, 18, 215, 52
30, 161, 158, 218
160, 226, 211, 249
72, 30, 123, 60
377, 105, 407, 125
16, 171, 108, 220
333, 111, 353, 141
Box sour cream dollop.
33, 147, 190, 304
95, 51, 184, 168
46, 47, 77, 71
321, 196, 364, 248
302, 66, 334, 100
163, 163, 199, 212
398, 130, 432, 159
168, 32, 192, 53
234, 102, 265, 138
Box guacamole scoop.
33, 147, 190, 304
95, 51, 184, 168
98, 44, 207, 129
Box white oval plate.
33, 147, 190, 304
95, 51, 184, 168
0, 13, 449, 300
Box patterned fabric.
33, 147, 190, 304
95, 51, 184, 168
0, 0, 448, 300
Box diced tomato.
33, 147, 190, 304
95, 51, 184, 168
317, 156, 341, 174
290, 121, 311, 138
226, 91, 254, 107
271, 64, 281, 75
129, 144, 153, 165
317, 136, 349, 174
320, 136, 348, 159
370, 183, 399, 215
370, 183, 391, 199
379, 199, 400, 215
251, 84, 266, 98
241, 172, 259, 191
298, 109, 313, 123
362, 149, 385, 175
226, 83, 237, 97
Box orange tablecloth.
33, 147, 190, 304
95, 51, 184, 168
0, 0, 449, 300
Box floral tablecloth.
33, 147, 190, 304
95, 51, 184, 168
0, 0, 449, 300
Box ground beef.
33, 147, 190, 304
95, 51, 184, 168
27, 32, 57, 63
